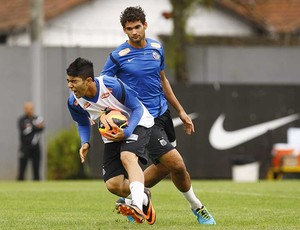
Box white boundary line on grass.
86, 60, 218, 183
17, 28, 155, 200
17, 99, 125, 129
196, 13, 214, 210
204, 190, 300, 200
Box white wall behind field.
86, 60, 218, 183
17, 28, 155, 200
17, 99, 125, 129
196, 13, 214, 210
7, 0, 253, 47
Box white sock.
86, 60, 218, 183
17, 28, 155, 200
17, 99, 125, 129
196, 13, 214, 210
124, 198, 132, 205
143, 192, 148, 206
182, 186, 202, 210
125, 193, 132, 204
129, 181, 144, 210
125, 192, 148, 206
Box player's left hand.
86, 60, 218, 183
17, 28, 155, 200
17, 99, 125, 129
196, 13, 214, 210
105, 126, 125, 142
179, 112, 195, 135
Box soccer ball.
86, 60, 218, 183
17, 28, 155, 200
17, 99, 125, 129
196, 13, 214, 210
98, 109, 128, 138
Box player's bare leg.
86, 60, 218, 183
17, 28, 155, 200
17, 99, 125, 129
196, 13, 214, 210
105, 175, 130, 197
105, 152, 145, 209
158, 149, 191, 192
116, 151, 146, 223
120, 151, 144, 209
144, 164, 170, 188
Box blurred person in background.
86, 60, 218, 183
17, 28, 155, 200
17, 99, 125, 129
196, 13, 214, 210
17, 101, 44, 181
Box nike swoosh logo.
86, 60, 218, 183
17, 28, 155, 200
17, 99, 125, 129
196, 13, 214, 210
209, 113, 300, 150
172, 113, 198, 127
127, 58, 135, 62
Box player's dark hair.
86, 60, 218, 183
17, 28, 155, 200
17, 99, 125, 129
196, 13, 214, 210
66, 57, 94, 80
120, 6, 146, 28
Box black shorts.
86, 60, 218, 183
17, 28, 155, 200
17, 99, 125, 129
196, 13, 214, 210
147, 109, 176, 164
102, 126, 151, 182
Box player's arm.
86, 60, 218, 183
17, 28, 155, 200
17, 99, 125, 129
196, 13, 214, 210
67, 96, 91, 163
160, 70, 195, 135
122, 87, 144, 137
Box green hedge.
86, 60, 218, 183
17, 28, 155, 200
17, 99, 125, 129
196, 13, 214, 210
47, 125, 90, 179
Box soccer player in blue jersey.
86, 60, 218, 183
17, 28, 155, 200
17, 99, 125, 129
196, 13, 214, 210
66, 57, 156, 224
101, 6, 216, 225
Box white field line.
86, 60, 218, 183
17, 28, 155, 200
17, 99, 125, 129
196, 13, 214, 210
199, 189, 300, 200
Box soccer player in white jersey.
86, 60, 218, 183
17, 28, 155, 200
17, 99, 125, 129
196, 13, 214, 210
66, 57, 155, 224
101, 6, 216, 225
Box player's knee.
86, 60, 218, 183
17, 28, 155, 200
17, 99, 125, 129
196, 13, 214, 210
165, 150, 187, 173
120, 151, 138, 169
105, 179, 121, 195
171, 161, 187, 174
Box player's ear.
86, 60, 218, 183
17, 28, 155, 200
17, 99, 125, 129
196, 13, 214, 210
144, 22, 148, 30
87, 77, 93, 83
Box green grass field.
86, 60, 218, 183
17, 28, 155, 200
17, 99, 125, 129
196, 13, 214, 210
1, 179, 300, 229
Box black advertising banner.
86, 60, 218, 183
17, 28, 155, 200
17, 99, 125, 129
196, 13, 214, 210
89, 84, 300, 179
170, 84, 300, 179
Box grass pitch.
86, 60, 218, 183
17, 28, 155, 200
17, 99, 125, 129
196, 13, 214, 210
0, 179, 300, 229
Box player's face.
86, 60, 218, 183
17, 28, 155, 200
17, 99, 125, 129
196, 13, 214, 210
67, 76, 88, 98
123, 21, 147, 46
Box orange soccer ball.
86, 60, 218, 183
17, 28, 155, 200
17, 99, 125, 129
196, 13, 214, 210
98, 109, 128, 138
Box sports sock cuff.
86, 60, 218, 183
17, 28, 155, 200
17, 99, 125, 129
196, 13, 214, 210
182, 185, 202, 209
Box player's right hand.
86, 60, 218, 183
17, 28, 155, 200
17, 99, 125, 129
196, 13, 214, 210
104, 126, 125, 142
79, 143, 89, 163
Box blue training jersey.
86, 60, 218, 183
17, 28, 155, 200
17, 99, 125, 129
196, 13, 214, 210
101, 38, 168, 118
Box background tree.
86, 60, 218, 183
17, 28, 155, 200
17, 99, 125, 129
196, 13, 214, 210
166, 0, 213, 83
